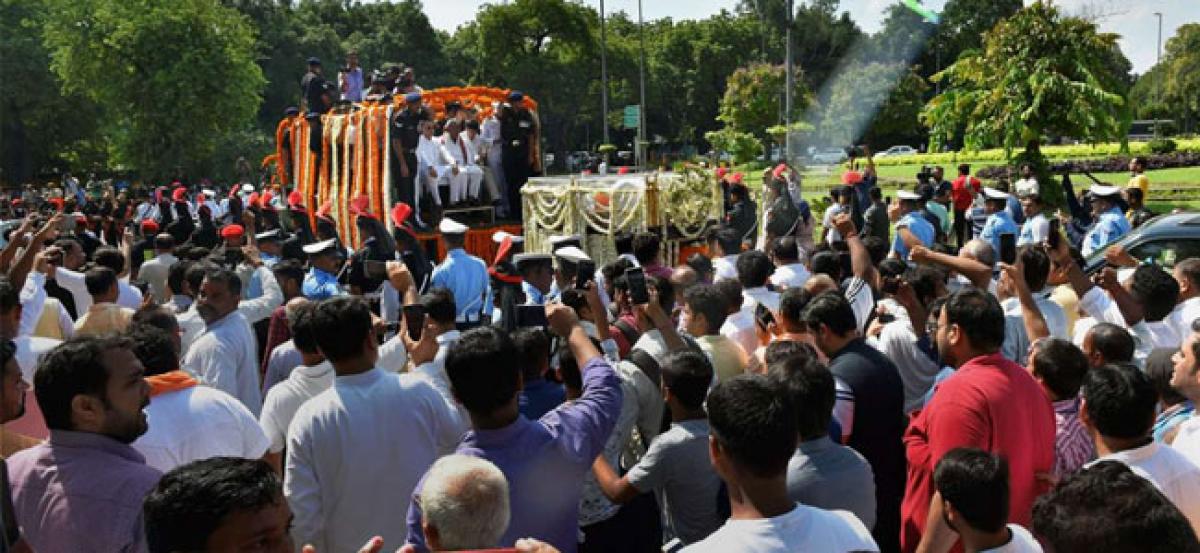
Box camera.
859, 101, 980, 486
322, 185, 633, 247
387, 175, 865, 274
845, 145, 865, 159
916, 165, 933, 184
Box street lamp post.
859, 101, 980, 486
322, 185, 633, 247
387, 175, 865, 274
1154, 11, 1163, 137
637, 0, 648, 170
784, 0, 795, 166
600, 0, 610, 147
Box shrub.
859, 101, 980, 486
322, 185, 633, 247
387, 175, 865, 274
1148, 138, 1177, 155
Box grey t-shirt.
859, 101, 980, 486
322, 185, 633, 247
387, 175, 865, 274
785, 436, 878, 530
626, 418, 724, 545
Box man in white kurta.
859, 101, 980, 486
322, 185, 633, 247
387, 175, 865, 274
416, 122, 452, 209
284, 296, 462, 553
182, 268, 264, 416
441, 121, 484, 204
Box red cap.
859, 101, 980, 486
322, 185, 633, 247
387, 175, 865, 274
196, 193, 207, 203
716, 167, 729, 179
247, 192, 260, 207
172, 187, 187, 201
350, 195, 374, 219
220, 224, 245, 239
316, 201, 333, 222
141, 220, 160, 233
288, 190, 304, 207
261, 192, 275, 209
841, 170, 863, 185
730, 172, 744, 184
772, 163, 788, 180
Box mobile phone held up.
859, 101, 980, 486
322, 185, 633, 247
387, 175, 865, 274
402, 304, 426, 341
1047, 218, 1061, 250
575, 259, 595, 291
999, 233, 1017, 266
625, 267, 649, 305
754, 302, 775, 331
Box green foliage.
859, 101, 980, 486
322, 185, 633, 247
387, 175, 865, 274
817, 61, 928, 147
1148, 139, 1177, 155
717, 63, 812, 150
704, 128, 763, 164
597, 144, 617, 154
1130, 23, 1200, 133
867, 138, 1200, 167
41, 0, 265, 181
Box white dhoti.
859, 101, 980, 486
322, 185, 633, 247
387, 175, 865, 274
462, 166, 483, 200
418, 164, 449, 206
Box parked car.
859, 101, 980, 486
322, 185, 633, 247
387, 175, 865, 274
876, 145, 918, 158
809, 148, 848, 165
1083, 211, 1200, 274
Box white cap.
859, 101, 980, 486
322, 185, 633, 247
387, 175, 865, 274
301, 238, 338, 255
492, 230, 511, 243
202, 189, 216, 198
554, 246, 591, 263
896, 190, 922, 201
439, 217, 468, 234
240, 183, 255, 193
548, 234, 582, 247
983, 187, 1010, 201
1089, 184, 1122, 198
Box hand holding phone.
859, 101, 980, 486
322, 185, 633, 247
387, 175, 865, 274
401, 304, 426, 341
999, 233, 1017, 266
625, 267, 649, 305
575, 259, 595, 290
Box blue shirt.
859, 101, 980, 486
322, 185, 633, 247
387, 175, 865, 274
431, 248, 492, 321
1082, 206, 1132, 257
522, 281, 547, 305
980, 210, 1020, 261
302, 267, 343, 300
518, 378, 565, 420
892, 212, 935, 260
1006, 195, 1025, 225
405, 356, 623, 553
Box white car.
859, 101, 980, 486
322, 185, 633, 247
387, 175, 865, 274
809, 148, 848, 165
877, 145, 918, 158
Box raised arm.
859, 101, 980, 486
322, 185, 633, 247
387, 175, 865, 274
910, 245, 992, 291
833, 212, 879, 290
999, 262, 1049, 342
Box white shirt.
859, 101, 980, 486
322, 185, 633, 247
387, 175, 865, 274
713, 255, 738, 283
133, 384, 270, 473
176, 304, 205, 359
742, 286, 781, 313
19, 273, 47, 338
1018, 213, 1050, 247
769, 263, 811, 290
54, 266, 144, 313
720, 309, 758, 362
1171, 297, 1200, 337
263, 340, 305, 394
284, 368, 462, 553
1076, 287, 1155, 363
1169, 415, 1200, 469
441, 134, 478, 167
416, 135, 453, 173
182, 311, 263, 416
411, 330, 469, 433
138, 252, 178, 304
1014, 178, 1039, 197
868, 318, 940, 413
258, 361, 334, 453
680, 503, 878, 552
982, 524, 1043, 553
238, 266, 284, 324
1000, 292, 1068, 366
1093, 440, 1200, 535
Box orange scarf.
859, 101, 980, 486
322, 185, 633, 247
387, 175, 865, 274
146, 370, 199, 397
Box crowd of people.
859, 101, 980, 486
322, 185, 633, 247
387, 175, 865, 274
297, 53, 540, 228
0, 145, 1195, 553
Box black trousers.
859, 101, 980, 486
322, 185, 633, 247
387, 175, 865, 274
954, 208, 969, 248
503, 147, 530, 219
394, 151, 417, 211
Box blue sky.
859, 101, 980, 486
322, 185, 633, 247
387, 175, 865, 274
420, 0, 1198, 74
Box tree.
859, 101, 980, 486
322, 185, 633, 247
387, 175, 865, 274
716, 63, 812, 153
736, 0, 862, 87
818, 62, 928, 147
922, 1, 1125, 206
42, 0, 265, 181
1130, 23, 1200, 133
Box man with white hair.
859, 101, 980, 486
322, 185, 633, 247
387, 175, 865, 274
416, 454, 511, 551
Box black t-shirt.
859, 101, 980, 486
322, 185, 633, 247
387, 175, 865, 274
301, 71, 330, 114
392, 107, 430, 152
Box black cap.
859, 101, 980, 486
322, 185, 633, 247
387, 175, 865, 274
307, 56, 321, 66
285, 106, 300, 116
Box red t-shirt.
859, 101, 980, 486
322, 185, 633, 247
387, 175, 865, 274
900, 353, 1056, 552
951, 175, 982, 211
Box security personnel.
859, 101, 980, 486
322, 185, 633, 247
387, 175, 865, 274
301, 238, 345, 300
430, 218, 491, 328
501, 91, 536, 218
1082, 184, 1132, 257
254, 229, 284, 268
891, 190, 936, 260
514, 253, 553, 306
979, 187, 1020, 260
391, 92, 431, 226
363, 71, 392, 103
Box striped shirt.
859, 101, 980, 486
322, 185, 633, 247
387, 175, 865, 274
1053, 397, 1095, 478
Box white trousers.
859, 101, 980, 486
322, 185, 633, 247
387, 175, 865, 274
446, 166, 484, 204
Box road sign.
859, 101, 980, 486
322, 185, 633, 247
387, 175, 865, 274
623, 105, 641, 129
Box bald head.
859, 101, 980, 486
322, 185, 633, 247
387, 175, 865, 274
804, 274, 838, 297
961, 239, 996, 268
671, 266, 699, 296
419, 454, 510, 551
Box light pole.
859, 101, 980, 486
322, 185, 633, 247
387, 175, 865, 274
784, 0, 795, 166
599, 0, 610, 148
637, 0, 648, 169
1154, 11, 1163, 136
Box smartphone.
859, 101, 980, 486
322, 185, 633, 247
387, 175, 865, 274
402, 304, 426, 341
1047, 218, 1061, 250
364, 260, 388, 280
516, 304, 548, 328
625, 267, 649, 305
877, 312, 896, 324
575, 259, 595, 290
999, 233, 1017, 265
401, 250, 419, 272
754, 302, 775, 330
